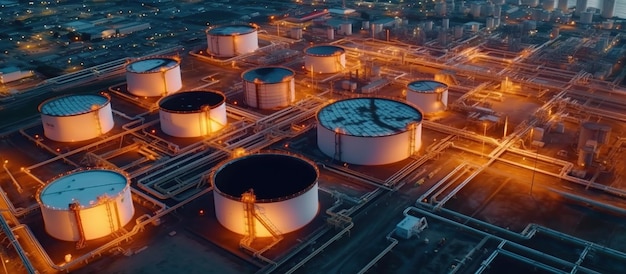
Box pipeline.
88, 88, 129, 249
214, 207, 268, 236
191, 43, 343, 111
356, 231, 398, 274
56, 186, 213, 271
433, 166, 484, 211
319, 163, 393, 191
418, 163, 468, 203
414, 203, 626, 264
0, 185, 39, 218
19, 128, 80, 168
25, 119, 158, 171
284, 221, 354, 274
386, 136, 454, 186
430, 165, 474, 204
449, 235, 491, 274
256, 225, 331, 274
404, 207, 602, 274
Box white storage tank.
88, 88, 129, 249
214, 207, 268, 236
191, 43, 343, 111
158, 90, 227, 137
206, 25, 258, 58
290, 28, 303, 39
362, 21, 370, 30
242, 67, 295, 109
454, 25, 464, 39
39, 94, 114, 142
304, 45, 346, 74
602, 0, 615, 19
126, 57, 182, 97
425, 21, 434, 31
36, 168, 134, 241
575, 0, 588, 16
211, 153, 319, 237
558, 0, 568, 12
486, 17, 496, 29
543, 0, 555, 11
317, 97, 423, 165
580, 11, 593, 24
406, 80, 448, 115
339, 23, 352, 35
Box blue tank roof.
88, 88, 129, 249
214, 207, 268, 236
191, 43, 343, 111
40, 94, 109, 116
207, 25, 256, 36
305, 45, 345, 56
242, 67, 294, 83
126, 58, 179, 73
317, 97, 422, 137
408, 80, 447, 93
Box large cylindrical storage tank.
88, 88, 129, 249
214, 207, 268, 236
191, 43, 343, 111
242, 67, 295, 109
39, 94, 114, 142
406, 80, 448, 115
339, 23, 352, 35
158, 90, 227, 137
601, 0, 615, 19
580, 11, 593, 24
36, 169, 134, 241
126, 57, 182, 97
206, 25, 258, 58
317, 97, 423, 165
304, 45, 346, 74
212, 153, 319, 237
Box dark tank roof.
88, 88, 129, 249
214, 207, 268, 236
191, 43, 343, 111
159, 90, 225, 112
213, 153, 318, 201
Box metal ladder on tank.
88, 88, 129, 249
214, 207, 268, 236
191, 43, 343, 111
240, 189, 283, 249
101, 195, 121, 238
241, 189, 256, 247
335, 56, 345, 73
92, 104, 103, 136
160, 70, 168, 97
334, 129, 342, 162
201, 105, 212, 136
69, 202, 87, 249
408, 122, 417, 156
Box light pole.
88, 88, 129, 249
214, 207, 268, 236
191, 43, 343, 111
530, 146, 539, 198
482, 122, 487, 157
0, 251, 7, 274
